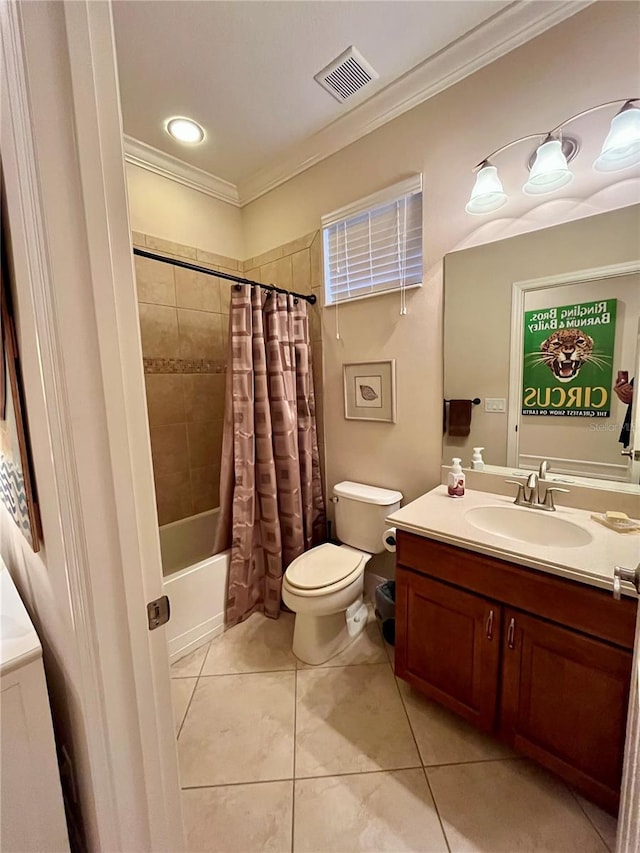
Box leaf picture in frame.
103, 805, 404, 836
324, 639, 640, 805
343, 360, 396, 423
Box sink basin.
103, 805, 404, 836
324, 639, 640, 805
464, 505, 593, 548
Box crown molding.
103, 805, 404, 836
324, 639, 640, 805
123, 135, 241, 207
237, 0, 594, 205
123, 1, 593, 208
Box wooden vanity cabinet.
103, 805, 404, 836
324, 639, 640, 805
395, 531, 637, 813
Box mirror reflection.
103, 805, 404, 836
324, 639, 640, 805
443, 205, 640, 486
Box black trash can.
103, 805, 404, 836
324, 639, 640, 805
375, 580, 396, 646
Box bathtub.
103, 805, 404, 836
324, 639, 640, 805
160, 509, 229, 662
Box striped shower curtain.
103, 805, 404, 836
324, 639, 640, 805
214, 285, 325, 626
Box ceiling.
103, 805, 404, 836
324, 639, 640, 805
113, 1, 513, 184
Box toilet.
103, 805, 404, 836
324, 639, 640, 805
282, 481, 402, 665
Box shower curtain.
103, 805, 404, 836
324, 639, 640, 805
214, 284, 325, 626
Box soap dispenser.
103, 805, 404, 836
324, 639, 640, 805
448, 458, 465, 498
471, 447, 485, 470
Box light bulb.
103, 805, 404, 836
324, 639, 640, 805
165, 117, 205, 144
594, 102, 640, 172
465, 163, 507, 215
523, 138, 573, 195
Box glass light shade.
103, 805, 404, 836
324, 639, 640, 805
465, 165, 507, 215
166, 117, 205, 144
523, 139, 573, 195
593, 105, 640, 172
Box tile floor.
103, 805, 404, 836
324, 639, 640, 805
171, 610, 618, 853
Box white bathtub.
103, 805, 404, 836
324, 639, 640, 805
160, 509, 229, 662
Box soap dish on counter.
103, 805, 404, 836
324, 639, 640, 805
590, 512, 640, 534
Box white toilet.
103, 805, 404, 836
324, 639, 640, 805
282, 481, 402, 665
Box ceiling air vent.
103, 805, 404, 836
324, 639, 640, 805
314, 46, 379, 103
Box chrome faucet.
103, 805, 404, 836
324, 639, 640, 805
505, 467, 569, 512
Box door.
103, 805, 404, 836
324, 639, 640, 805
396, 567, 501, 732
617, 573, 640, 853
500, 608, 632, 814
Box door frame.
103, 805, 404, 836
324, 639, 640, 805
1, 1, 183, 849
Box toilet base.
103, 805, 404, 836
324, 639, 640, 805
292, 599, 367, 665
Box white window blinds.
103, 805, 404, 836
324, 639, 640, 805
321, 176, 423, 305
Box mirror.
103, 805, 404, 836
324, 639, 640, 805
443, 204, 640, 488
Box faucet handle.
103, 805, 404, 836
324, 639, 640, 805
542, 486, 570, 510
505, 479, 525, 505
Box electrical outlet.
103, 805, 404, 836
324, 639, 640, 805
485, 398, 506, 413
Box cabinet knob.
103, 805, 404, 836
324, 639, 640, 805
507, 617, 516, 650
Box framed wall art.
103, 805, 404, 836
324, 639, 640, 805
343, 360, 396, 423
1, 231, 41, 552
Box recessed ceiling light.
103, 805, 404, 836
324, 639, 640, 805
165, 117, 205, 144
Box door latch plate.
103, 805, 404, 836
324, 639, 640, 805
147, 595, 170, 630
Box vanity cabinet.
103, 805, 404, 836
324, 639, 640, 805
395, 531, 637, 813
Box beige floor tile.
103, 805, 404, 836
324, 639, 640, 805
294, 769, 448, 852
575, 794, 618, 851
201, 612, 297, 675
297, 611, 388, 669
427, 759, 608, 852
295, 663, 420, 778
398, 680, 514, 766
182, 781, 292, 853
178, 672, 295, 786
171, 678, 197, 735
171, 643, 210, 678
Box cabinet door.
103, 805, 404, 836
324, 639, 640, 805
500, 608, 632, 812
396, 567, 501, 732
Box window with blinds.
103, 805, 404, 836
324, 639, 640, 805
322, 176, 423, 305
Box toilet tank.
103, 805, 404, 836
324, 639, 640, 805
333, 481, 403, 553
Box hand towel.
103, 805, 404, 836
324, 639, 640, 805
448, 399, 472, 436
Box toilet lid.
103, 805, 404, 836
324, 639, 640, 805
286, 543, 364, 590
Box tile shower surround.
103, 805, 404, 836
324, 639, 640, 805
134, 231, 324, 526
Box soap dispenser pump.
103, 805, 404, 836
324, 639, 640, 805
471, 447, 485, 470
448, 458, 465, 498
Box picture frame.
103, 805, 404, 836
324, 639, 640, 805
1, 231, 41, 552
343, 360, 396, 423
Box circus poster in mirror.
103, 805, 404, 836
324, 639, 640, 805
1, 238, 41, 552
343, 360, 396, 423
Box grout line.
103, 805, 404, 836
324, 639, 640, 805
422, 755, 526, 770
391, 673, 451, 853
567, 785, 616, 852
294, 764, 423, 782
176, 677, 199, 742
196, 667, 298, 679
182, 778, 294, 791
291, 666, 298, 853
181, 765, 427, 791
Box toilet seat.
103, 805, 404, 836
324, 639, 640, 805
284, 543, 366, 596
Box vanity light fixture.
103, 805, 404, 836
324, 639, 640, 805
165, 116, 205, 144
466, 98, 640, 215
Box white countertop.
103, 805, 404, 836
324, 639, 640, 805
387, 485, 640, 598
1, 563, 41, 676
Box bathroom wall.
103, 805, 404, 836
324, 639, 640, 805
133, 231, 235, 524
126, 163, 244, 259
240, 1, 640, 506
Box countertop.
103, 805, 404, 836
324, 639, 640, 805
1, 563, 41, 676
387, 485, 640, 598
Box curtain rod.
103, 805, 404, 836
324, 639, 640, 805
133, 248, 317, 305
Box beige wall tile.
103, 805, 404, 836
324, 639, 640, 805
243, 267, 261, 283
291, 249, 311, 295
150, 423, 189, 478
260, 255, 292, 291
283, 231, 317, 256
218, 280, 232, 314
178, 309, 220, 360
131, 230, 146, 247
145, 374, 185, 427
191, 464, 220, 514
196, 248, 239, 270
187, 420, 224, 469
175, 268, 221, 313
309, 232, 322, 291
146, 234, 197, 260
135, 255, 175, 306
309, 302, 322, 343
154, 469, 192, 526
183, 374, 226, 422
139, 303, 180, 358
248, 245, 284, 269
